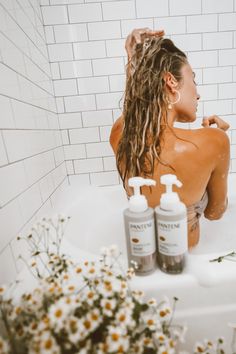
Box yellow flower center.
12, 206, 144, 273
111, 333, 119, 341
31, 323, 38, 330
44, 339, 53, 349
91, 313, 99, 321
70, 320, 78, 333
84, 320, 91, 329
15, 307, 22, 315
119, 314, 126, 322
118, 345, 125, 353
55, 309, 62, 318
105, 302, 112, 310
144, 338, 151, 345
121, 282, 127, 289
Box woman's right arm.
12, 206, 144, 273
125, 28, 164, 78
202, 115, 230, 131
204, 129, 230, 220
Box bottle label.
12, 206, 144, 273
129, 220, 156, 256
157, 218, 188, 256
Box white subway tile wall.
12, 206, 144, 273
0, 0, 67, 283
40, 0, 236, 187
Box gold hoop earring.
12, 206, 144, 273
167, 90, 180, 110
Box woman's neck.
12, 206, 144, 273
166, 110, 178, 127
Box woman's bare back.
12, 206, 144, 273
110, 116, 230, 248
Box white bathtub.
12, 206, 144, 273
60, 173, 236, 352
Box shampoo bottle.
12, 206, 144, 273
124, 177, 157, 276
155, 174, 188, 274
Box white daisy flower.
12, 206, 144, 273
148, 298, 157, 307
101, 298, 116, 317
9, 306, 22, 320
0, 285, 7, 298
143, 315, 158, 331
132, 290, 145, 302
123, 296, 135, 311
66, 316, 84, 344
37, 330, 61, 354
37, 316, 51, 332
88, 308, 101, 330
106, 326, 129, 353
115, 308, 134, 329
142, 336, 154, 348
83, 289, 99, 306
98, 278, 114, 298
194, 342, 206, 353
48, 298, 72, 330
126, 267, 135, 279
158, 344, 175, 354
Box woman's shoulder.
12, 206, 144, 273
193, 127, 230, 149
175, 126, 230, 150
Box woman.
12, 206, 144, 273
110, 28, 230, 248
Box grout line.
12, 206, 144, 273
0, 92, 56, 115
16, 0, 46, 43
0, 160, 65, 210
0, 143, 62, 170
0, 28, 51, 80
0, 3, 49, 62
0, 131, 10, 164
30, 0, 44, 24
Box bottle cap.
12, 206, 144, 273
128, 177, 156, 212
160, 174, 182, 211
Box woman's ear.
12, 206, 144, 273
164, 72, 178, 93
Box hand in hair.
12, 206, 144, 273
125, 28, 165, 60
202, 115, 230, 131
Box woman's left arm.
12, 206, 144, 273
204, 129, 230, 220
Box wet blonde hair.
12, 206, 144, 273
117, 37, 187, 185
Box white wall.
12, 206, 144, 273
0, 0, 67, 283
41, 0, 236, 184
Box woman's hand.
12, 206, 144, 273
202, 115, 230, 131
125, 28, 165, 60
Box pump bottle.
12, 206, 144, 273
155, 174, 188, 274
123, 177, 157, 276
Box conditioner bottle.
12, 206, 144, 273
155, 174, 188, 274
124, 177, 157, 275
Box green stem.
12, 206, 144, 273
209, 251, 236, 263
